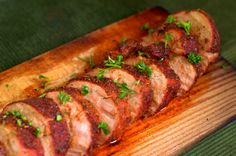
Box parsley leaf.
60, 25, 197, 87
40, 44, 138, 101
164, 32, 173, 48
138, 51, 150, 58
35, 128, 41, 137
104, 54, 124, 68
187, 52, 202, 64
134, 61, 152, 77
114, 82, 134, 99
16, 119, 22, 127
77, 55, 96, 68
98, 122, 110, 135
56, 114, 62, 122
166, 15, 176, 24
81, 85, 89, 95
58, 91, 71, 105
177, 21, 191, 35
39, 93, 46, 98
39, 74, 48, 79
140, 23, 150, 30
97, 69, 106, 80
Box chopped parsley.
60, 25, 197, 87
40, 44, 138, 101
120, 37, 127, 43
115, 82, 134, 99
97, 69, 105, 80
164, 32, 173, 48
70, 73, 77, 79
58, 91, 71, 105
141, 23, 155, 34
16, 119, 22, 126
39, 74, 48, 79
21, 115, 27, 121
78, 55, 96, 68
81, 85, 89, 95
104, 54, 124, 68
134, 61, 152, 77
13, 111, 21, 117
56, 114, 62, 122
35, 128, 41, 137
166, 15, 176, 24
177, 21, 191, 35
39, 93, 46, 98
221, 64, 229, 69
187, 52, 202, 64
135, 80, 141, 85
138, 51, 150, 58
28, 121, 33, 127
98, 122, 110, 135
141, 23, 150, 30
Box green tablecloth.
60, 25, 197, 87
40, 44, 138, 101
0, 0, 235, 155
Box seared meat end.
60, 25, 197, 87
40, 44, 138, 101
143, 43, 169, 60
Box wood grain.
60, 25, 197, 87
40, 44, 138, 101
0, 7, 235, 156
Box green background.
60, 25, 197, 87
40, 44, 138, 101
0, 0, 235, 155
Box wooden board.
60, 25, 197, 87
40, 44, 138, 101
0, 7, 235, 155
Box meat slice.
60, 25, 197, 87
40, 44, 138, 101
125, 56, 180, 115
67, 77, 130, 144
168, 55, 197, 95
45, 87, 100, 155
88, 64, 153, 121
0, 115, 44, 156
172, 10, 220, 63
0, 142, 6, 156
2, 98, 70, 156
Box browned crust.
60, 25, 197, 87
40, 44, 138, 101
73, 76, 131, 141
197, 10, 220, 53
49, 121, 70, 156
62, 87, 101, 147
150, 60, 181, 110
0, 142, 7, 156
0, 116, 44, 156
122, 64, 153, 116
23, 98, 60, 118
8, 98, 71, 156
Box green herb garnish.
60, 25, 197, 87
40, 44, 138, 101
138, 51, 150, 58
39, 93, 46, 98
78, 55, 96, 68
141, 23, 150, 30
164, 32, 173, 48
39, 74, 48, 79
35, 128, 41, 137
16, 119, 22, 127
58, 91, 71, 105
56, 114, 62, 122
187, 52, 202, 64
177, 21, 191, 35
221, 64, 229, 69
98, 122, 110, 135
135, 80, 141, 85
166, 15, 176, 24
134, 61, 152, 77
21, 115, 27, 121
104, 54, 124, 68
148, 28, 155, 34
28, 121, 33, 127
115, 82, 134, 99
97, 69, 105, 80
13, 111, 21, 117
81, 86, 89, 95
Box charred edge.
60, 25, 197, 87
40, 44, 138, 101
1, 116, 44, 156
50, 121, 70, 156
23, 98, 60, 118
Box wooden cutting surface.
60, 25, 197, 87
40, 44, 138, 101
0, 7, 235, 155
